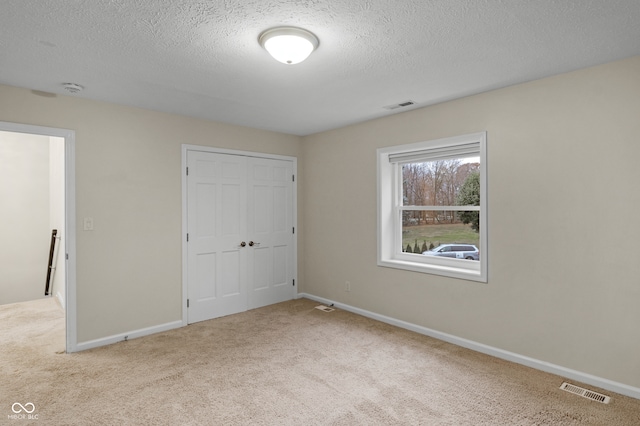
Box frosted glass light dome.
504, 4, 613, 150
259, 27, 319, 65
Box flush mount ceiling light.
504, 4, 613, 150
259, 27, 319, 65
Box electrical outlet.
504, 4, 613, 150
83, 217, 94, 231
345, 281, 351, 292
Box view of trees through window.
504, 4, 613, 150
401, 157, 480, 254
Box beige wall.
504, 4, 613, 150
301, 56, 640, 389
0, 131, 50, 305
0, 85, 302, 342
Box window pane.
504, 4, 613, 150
401, 219, 480, 258
402, 158, 480, 206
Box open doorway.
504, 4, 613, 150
0, 121, 76, 353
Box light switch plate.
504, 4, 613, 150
83, 217, 94, 231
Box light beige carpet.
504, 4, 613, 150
1, 298, 639, 425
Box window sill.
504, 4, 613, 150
377, 258, 487, 283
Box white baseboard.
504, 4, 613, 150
74, 320, 183, 352
55, 291, 65, 310
298, 292, 640, 400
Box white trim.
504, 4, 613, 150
64, 132, 77, 352
400, 205, 480, 211
297, 292, 640, 401
181, 144, 298, 326
291, 158, 298, 296
55, 291, 65, 310
0, 121, 77, 353
378, 258, 481, 281
181, 146, 189, 326
182, 144, 295, 161
75, 320, 183, 352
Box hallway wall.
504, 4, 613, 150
0, 131, 50, 304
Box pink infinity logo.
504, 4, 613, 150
12, 403, 35, 414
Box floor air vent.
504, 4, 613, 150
315, 305, 335, 312
560, 382, 611, 403
383, 100, 416, 110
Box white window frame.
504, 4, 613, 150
377, 132, 487, 282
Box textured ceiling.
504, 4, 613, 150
2, 0, 640, 135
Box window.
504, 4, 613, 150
377, 132, 487, 282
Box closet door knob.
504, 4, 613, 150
239, 241, 246, 247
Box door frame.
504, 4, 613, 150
181, 144, 297, 326
0, 121, 77, 353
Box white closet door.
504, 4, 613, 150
247, 157, 294, 309
187, 151, 294, 323
187, 151, 247, 323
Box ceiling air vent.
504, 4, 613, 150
62, 83, 84, 94
383, 100, 416, 110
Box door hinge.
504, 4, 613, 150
186, 233, 189, 242
65, 253, 69, 260
292, 227, 295, 234
292, 174, 295, 182
187, 299, 190, 308
186, 166, 189, 176
293, 279, 295, 287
